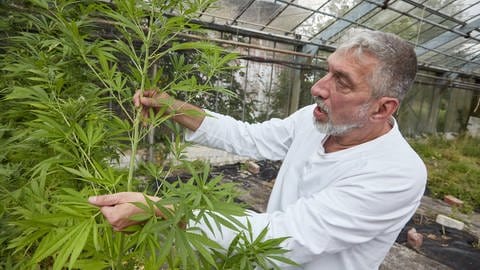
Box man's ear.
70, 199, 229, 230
371, 97, 399, 121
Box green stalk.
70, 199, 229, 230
126, 3, 155, 191
127, 111, 142, 191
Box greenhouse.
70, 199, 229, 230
1, 0, 479, 269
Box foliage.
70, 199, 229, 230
0, 0, 293, 269
410, 134, 480, 213
214, 221, 299, 270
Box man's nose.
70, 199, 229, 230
311, 74, 331, 99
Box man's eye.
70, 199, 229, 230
334, 75, 348, 88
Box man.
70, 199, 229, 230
89, 28, 427, 269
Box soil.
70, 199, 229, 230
397, 214, 480, 270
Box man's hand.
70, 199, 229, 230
132, 89, 205, 131
133, 90, 171, 121
88, 192, 161, 231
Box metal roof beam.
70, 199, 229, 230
415, 17, 480, 56
191, 17, 305, 46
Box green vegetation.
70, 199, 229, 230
0, 0, 293, 269
410, 135, 480, 213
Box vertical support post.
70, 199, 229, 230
425, 73, 448, 134
444, 88, 458, 133
425, 87, 443, 134
242, 37, 251, 121
287, 43, 315, 115
289, 68, 302, 115
265, 41, 276, 119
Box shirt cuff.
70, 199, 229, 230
184, 109, 221, 142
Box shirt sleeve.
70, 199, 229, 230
184, 109, 305, 160
191, 166, 425, 265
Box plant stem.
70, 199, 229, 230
126, 4, 155, 191
127, 112, 142, 191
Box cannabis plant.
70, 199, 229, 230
0, 0, 294, 269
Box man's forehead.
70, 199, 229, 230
326, 52, 349, 70
327, 50, 378, 70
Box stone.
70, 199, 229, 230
443, 195, 464, 207
407, 228, 424, 250
435, 214, 465, 231
245, 160, 260, 174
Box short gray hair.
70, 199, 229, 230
336, 28, 417, 102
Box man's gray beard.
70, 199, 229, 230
312, 99, 371, 135
313, 118, 361, 135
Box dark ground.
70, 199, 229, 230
397, 213, 480, 270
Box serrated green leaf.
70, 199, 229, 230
32, 228, 77, 263
129, 212, 152, 222
252, 225, 269, 245
188, 234, 217, 267
187, 231, 222, 250
74, 259, 110, 269
67, 220, 92, 269
267, 255, 300, 267
62, 166, 94, 179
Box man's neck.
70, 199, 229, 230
324, 121, 393, 153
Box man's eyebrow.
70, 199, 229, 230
326, 57, 354, 85
333, 69, 354, 85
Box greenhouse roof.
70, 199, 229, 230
194, 0, 480, 83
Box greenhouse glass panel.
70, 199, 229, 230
452, 0, 480, 20
416, 25, 455, 44
267, 5, 312, 33
362, 9, 400, 30
318, 0, 362, 18
236, 0, 286, 30
417, 50, 438, 65
390, 0, 418, 13
295, 0, 330, 10
295, 12, 334, 39
356, 8, 381, 25
423, 0, 457, 15
202, 0, 249, 20
327, 27, 355, 46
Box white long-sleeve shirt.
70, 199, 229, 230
185, 104, 427, 270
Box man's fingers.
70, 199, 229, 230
142, 90, 158, 97
140, 96, 160, 107
89, 194, 121, 206
133, 90, 141, 107
100, 206, 127, 231
133, 90, 157, 107
88, 192, 141, 206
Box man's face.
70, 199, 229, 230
310, 50, 378, 135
